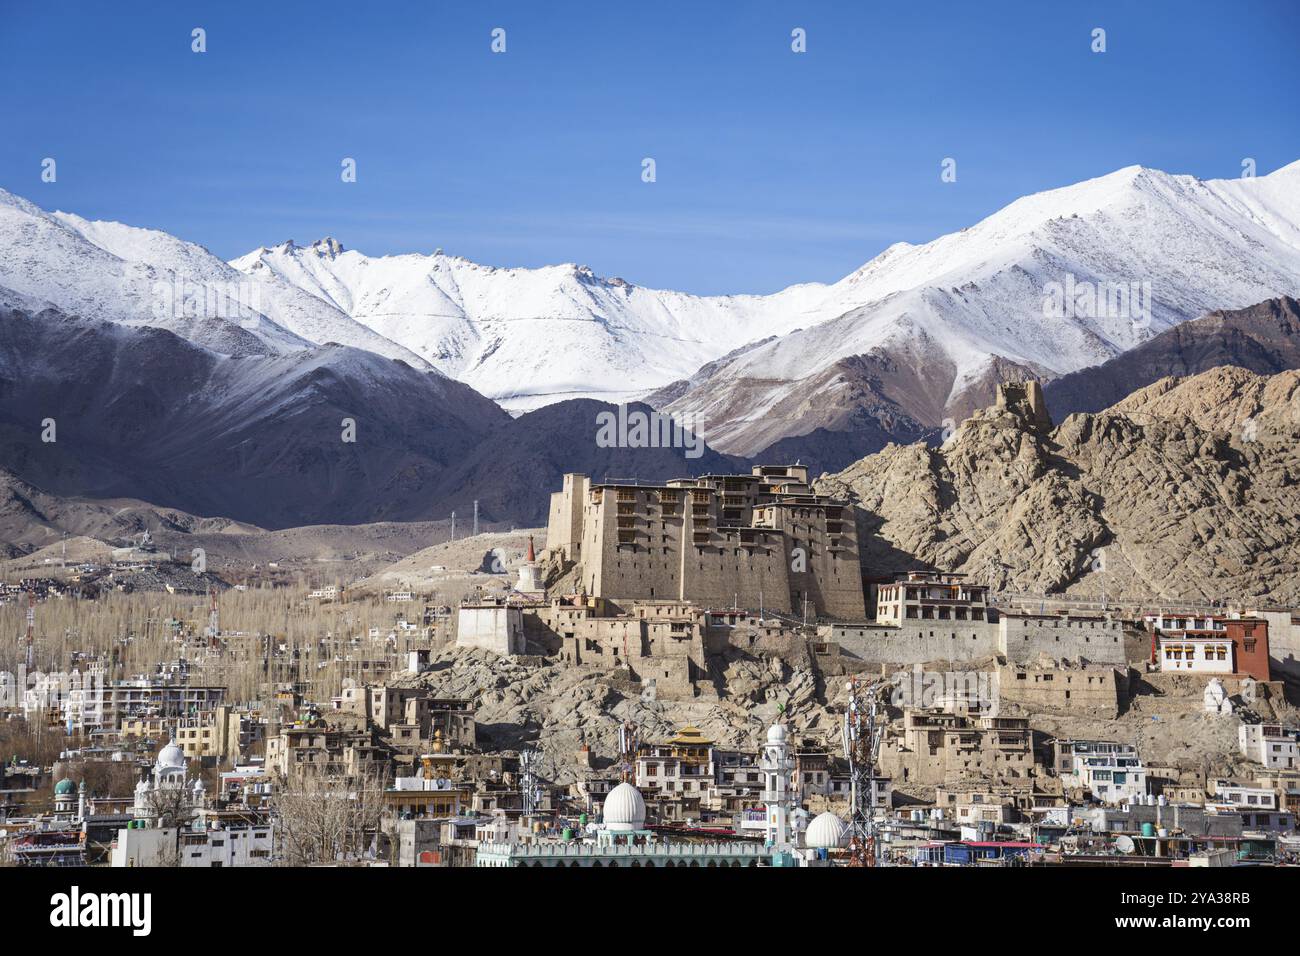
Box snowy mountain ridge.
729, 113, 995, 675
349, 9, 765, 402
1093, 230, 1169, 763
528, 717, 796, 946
3, 159, 1299, 439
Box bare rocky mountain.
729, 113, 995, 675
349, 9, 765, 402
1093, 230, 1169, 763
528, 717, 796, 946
427, 399, 746, 526
1045, 296, 1300, 420
0, 307, 509, 529
0, 466, 256, 560
816, 367, 1300, 603
0, 464, 461, 581
0, 307, 747, 535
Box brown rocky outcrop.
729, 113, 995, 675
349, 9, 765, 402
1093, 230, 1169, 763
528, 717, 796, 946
817, 367, 1300, 602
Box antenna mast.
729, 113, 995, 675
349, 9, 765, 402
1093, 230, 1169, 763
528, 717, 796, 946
519, 748, 543, 817
617, 720, 639, 783
843, 676, 886, 867
205, 584, 220, 645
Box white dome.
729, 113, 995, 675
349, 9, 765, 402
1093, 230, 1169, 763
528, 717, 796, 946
805, 811, 848, 849
766, 722, 788, 745
156, 742, 186, 771
602, 782, 646, 832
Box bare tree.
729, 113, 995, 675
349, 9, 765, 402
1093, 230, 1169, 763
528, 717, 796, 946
270, 771, 385, 866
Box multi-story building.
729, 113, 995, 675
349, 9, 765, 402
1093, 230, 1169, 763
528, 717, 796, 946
1055, 740, 1147, 804
545, 465, 865, 620
880, 709, 1034, 787
1239, 722, 1297, 770
264, 718, 385, 782
1209, 779, 1279, 812
875, 572, 988, 626
360, 685, 476, 752
383, 758, 471, 821
550, 601, 709, 699
636, 726, 716, 802
56, 673, 226, 733
1150, 615, 1271, 681
112, 815, 274, 868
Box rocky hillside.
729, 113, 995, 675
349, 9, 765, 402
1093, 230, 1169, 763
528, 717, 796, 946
1045, 296, 1300, 419
816, 367, 1300, 603
388, 645, 830, 785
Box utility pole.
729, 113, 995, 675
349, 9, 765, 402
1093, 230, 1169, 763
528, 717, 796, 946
450, 511, 456, 541
472, 500, 479, 538
617, 720, 638, 783
24, 589, 35, 671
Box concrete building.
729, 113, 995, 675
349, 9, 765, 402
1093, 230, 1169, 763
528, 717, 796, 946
1055, 740, 1147, 804
545, 465, 866, 620
1240, 722, 1297, 770
171, 705, 256, 762
456, 602, 525, 655
51, 671, 226, 734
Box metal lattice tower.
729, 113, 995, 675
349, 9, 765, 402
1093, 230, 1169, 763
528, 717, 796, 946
519, 748, 543, 816
842, 676, 886, 867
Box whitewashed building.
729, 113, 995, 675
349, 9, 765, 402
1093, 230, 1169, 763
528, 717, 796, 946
456, 603, 525, 655
1239, 723, 1298, 770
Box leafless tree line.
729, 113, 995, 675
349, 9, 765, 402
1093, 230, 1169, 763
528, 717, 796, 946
269, 771, 387, 866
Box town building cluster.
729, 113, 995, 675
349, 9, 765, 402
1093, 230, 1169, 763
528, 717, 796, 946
4, 395, 1300, 868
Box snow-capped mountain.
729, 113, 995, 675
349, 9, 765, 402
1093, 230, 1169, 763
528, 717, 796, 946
230, 240, 830, 412
0, 189, 433, 367
4, 159, 1299, 451
230, 161, 1300, 434
655, 161, 1300, 454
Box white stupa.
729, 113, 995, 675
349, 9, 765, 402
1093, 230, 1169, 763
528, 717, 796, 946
515, 535, 542, 594
1203, 677, 1232, 716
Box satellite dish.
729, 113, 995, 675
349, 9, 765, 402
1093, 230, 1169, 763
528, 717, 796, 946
1114, 835, 1135, 854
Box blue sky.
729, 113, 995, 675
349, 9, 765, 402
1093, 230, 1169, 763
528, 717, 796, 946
1, 0, 1297, 294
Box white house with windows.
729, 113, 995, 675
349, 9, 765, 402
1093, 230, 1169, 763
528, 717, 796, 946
1210, 779, 1278, 811
1157, 633, 1234, 674
1239, 723, 1298, 770
1061, 740, 1148, 804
